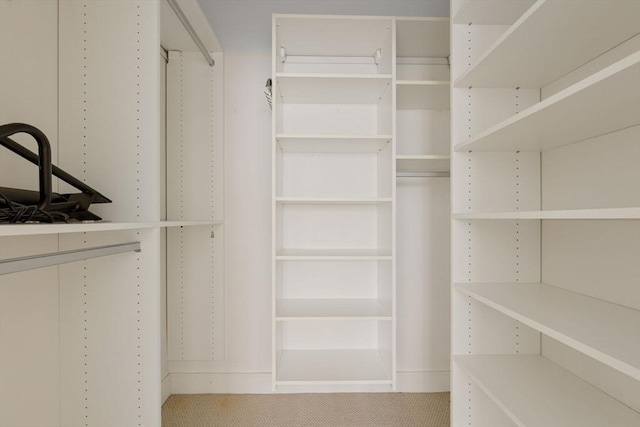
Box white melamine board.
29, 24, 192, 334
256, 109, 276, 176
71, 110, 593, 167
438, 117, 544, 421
280, 320, 381, 349
456, 282, 640, 380
455, 355, 640, 427
396, 157, 450, 173
451, 24, 510, 84
58, 229, 160, 427
0, 0, 58, 193
167, 51, 224, 222
453, 207, 640, 220
167, 225, 224, 361
541, 126, 640, 210
276, 249, 392, 260
277, 135, 391, 153
275, 15, 392, 61
276, 74, 392, 104
542, 220, 640, 310
277, 349, 392, 384
276, 298, 391, 320
281, 104, 378, 135
58, 0, 160, 223
396, 110, 450, 156
0, 235, 60, 427
453, 0, 535, 25
397, 82, 450, 110
396, 179, 450, 373
396, 18, 449, 58
455, 53, 640, 152
276, 197, 392, 204
454, 0, 640, 88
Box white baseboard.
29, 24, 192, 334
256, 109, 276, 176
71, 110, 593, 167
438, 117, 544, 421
162, 374, 172, 404
167, 371, 450, 394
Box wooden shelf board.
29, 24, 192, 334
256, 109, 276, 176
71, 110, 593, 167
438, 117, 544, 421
276, 134, 392, 153
455, 53, 640, 152
455, 355, 640, 427
276, 349, 392, 384
397, 81, 450, 110
276, 298, 391, 320
276, 249, 392, 261
276, 74, 392, 104
454, 0, 640, 88
453, 207, 640, 220
455, 282, 640, 380
396, 17, 449, 58
453, 0, 536, 25
276, 197, 392, 205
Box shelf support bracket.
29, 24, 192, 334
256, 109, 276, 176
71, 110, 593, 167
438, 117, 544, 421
0, 242, 141, 275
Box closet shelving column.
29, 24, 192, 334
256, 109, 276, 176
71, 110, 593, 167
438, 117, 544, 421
272, 14, 395, 389
451, 1, 640, 426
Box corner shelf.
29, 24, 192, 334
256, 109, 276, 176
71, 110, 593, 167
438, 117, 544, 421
275, 73, 392, 104
396, 80, 450, 110
454, 52, 640, 152
455, 355, 640, 427
452, 0, 535, 25
276, 298, 391, 321
276, 349, 392, 385
455, 282, 640, 380
454, 0, 640, 88
453, 207, 640, 220
276, 134, 391, 153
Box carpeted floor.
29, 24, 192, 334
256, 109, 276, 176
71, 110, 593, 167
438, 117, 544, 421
162, 392, 450, 427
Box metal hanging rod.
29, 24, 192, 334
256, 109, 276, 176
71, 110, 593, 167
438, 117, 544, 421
0, 242, 141, 275
397, 171, 450, 178
166, 0, 215, 67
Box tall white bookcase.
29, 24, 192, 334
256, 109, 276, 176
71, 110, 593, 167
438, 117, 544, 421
450, 1, 640, 425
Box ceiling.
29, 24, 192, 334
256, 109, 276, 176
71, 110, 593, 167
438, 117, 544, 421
197, 0, 450, 51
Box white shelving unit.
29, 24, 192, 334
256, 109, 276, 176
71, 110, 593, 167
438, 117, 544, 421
451, 0, 640, 425
273, 14, 396, 389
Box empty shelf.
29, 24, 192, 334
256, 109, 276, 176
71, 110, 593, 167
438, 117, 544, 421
276, 197, 392, 205
455, 355, 640, 427
453, 0, 535, 25
276, 298, 391, 320
397, 81, 450, 110
455, 282, 640, 380
276, 349, 392, 385
396, 18, 449, 58
397, 155, 450, 174
276, 249, 392, 261
454, 0, 640, 88
455, 52, 640, 152
276, 74, 392, 104
453, 207, 640, 220
276, 134, 391, 153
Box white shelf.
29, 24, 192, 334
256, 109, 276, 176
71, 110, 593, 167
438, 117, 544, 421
276, 197, 392, 205
396, 18, 449, 58
454, 0, 640, 88
397, 155, 450, 173
276, 349, 392, 385
455, 282, 640, 380
276, 73, 392, 104
453, 0, 536, 25
455, 52, 640, 152
159, 220, 223, 227
397, 80, 450, 110
276, 134, 391, 153
455, 355, 640, 427
276, 249, 392, 261
453, 207, 640, 220
276, 298, 391, 320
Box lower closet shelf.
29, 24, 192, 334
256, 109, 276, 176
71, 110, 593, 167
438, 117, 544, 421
276, 298, 391, 320
276, 349, 392, 385
455, 355, 640, 427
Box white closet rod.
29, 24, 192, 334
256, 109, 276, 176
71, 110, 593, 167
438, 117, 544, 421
166, 0, 215, 67
0, 242, 141, 275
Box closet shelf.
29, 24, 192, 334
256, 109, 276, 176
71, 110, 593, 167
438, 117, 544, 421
276, 249, 392, 261
455, 355, 640, 427
397, 81, 450, 110
396, 18, 449, 58
452, 0, 535, 25
276, 197, 392, 205
275, 74, 392, 104
276, 349, 392, 385
454, 52, 640, 152
276, 298, 391, 320
453, 207, 640, 220
455, 282, 640, 380
276, 134, 391, 153
397, 155, 450, 174
454, 0, 640, 88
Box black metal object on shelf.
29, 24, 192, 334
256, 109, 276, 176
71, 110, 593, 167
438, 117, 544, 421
0, 123, 111, 223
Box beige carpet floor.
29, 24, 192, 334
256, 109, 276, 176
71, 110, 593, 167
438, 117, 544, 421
162, 392, 450, 427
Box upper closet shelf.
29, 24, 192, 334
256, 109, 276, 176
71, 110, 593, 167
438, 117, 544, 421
454, 0, 640, 88
397, 81, 450, 110
453, 207, 640, 220
455, 52, 640, 152
455, 355, 640, 427
396, 18, 449, 58
276, 134, 391, 153
452, 0, 536, 25
276, 74, 392, 104
456, 282, 640, 380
